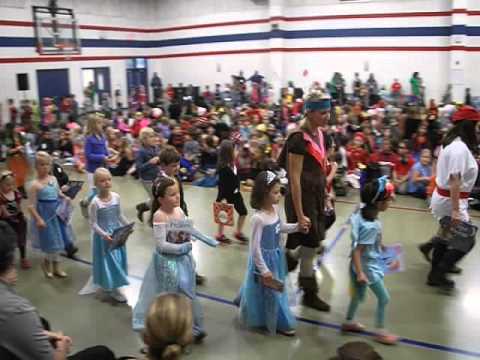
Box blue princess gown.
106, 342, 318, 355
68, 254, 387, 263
239, 210, 298, 334
89, 192, 129, 290
31, 178, 70, 254
132, 215, 215, 336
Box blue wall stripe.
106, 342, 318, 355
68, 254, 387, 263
1, 26, 480, 48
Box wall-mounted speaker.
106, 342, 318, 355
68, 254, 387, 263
17, 73, 29, 91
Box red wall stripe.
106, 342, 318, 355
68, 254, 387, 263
1, 9, 480, 34
1, 45, 479, 64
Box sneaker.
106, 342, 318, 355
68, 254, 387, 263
20, 258, 32, 270
341, 322, 366, 333
215, 234, 232, 244
234, 232, 248, 243
110, 290, 127, 303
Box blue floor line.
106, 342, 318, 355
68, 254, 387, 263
69, 255, 480, 358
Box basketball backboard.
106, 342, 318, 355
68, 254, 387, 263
32, 5, 81, 55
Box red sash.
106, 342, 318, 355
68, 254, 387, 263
303, 129, 326, 171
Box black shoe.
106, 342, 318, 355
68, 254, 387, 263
419, 243, 433, 263
194, 332, 207, 344
65, 245, 79, 259
427, 272, 455, 290
448, 265, 463, 275
136, 203, 148, 223
195, 273, 206, 286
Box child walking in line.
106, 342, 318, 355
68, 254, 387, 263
341, 176, 398, 345
133, 176, 217, 342
216, 140, 248, 244
238, 171, 307, 336
88, 167, 130, 303
0, 171, 30, 269
28, 152, 71, 279
81, 114, 110, 218
135, 127, 160, 222
157, 146, 206, 285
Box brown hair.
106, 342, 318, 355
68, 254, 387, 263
144, 293, 193, 360
250, 171, 280, 210
149, 176, 177, 226
159, 146, 181, 166
217, 139, 234, 169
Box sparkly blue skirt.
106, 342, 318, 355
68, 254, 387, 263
239, 247, 297, 334
132, 251, 204, 335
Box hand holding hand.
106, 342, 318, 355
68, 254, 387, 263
299, 215, 311, 229
300, 222, 310, 234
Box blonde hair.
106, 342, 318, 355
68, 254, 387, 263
93, 167, 111, 185
140, 127, 155, 144
144, 293, 193, 360
35, 151, 52, 165
86, 113, 104, 136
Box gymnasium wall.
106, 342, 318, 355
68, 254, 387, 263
1, 0, 480, 120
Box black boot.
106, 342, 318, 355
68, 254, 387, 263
136, 203, 150, 223
65, 243, 79, 259
299, 276, 330, 312
427, 242, 454, 290
285, 251, 299, 272
195, 273, 206, 286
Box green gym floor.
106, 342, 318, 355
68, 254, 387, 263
13, 172, 480, 359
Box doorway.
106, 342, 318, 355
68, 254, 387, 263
37, 68, 70, 106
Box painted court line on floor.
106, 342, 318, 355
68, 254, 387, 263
69, 255, 480, 358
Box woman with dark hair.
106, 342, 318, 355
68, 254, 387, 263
0, 221, 116, 360
424, 106, 479, 290
278, 91, 331, 312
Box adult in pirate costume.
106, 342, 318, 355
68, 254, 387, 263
426, 105, 479, 290
279, 91, 331, 311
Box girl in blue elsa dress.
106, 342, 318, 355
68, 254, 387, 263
132, 176, 218, 342
88, 167, 131, 303
28, 151, 73, 279
238, 171, 307, 336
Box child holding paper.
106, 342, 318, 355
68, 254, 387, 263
237, 171, 307, 336
341, 176, 398, 345
132, 176, 217, 343
88, 167, 130, 303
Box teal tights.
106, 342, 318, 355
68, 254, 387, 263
346, 279, 390, 329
